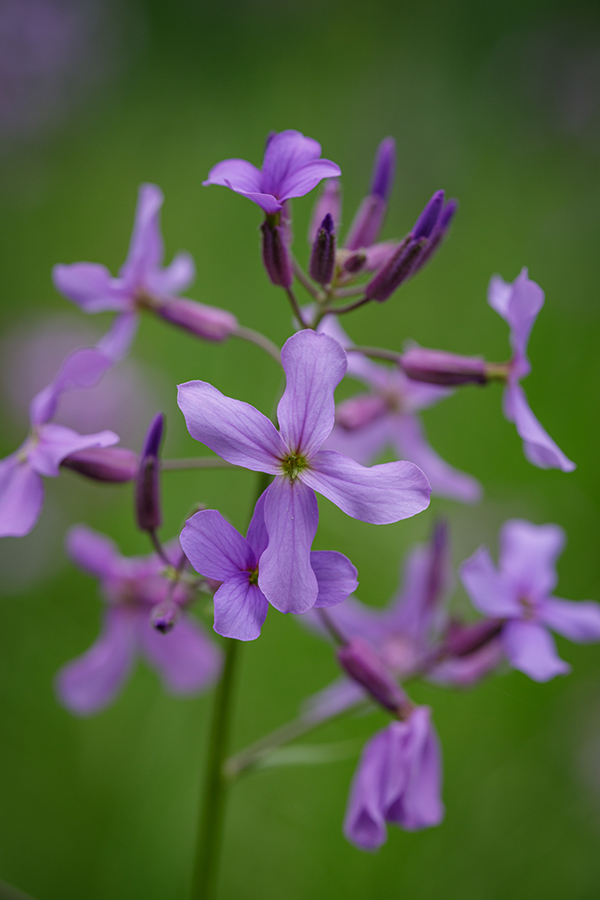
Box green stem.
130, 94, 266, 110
347, 345, 401, 364
285, 287, 310, 329
232, 325, 282, 364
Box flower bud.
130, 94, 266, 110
309, 214, 336, 285
412, 190, 445, 240
61, 447, 138, 482
412, 198, 457, 274
400, 347, 488, 386
261, 218, 293, 288
370, 137, 396, 202
156, 298, 237, 342
336, 394, 388, 430
308, 178, 342, 243
337, 637, 408, 716
345, 138, 396, 251
364, 236, 424, 302
135, 413, 164, 531
442, 618, 503, 657
150, 597, 179, 633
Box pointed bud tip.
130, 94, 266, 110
142, 413, 164, 459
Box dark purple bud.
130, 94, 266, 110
338, 248, 368, 278
308, 178, 342, 243
443, 618, 503, 657
400, 347, 488, 386
61, 447, 138, 482
364, 236, 425, 302
309, 214, 336, 285
150, 598, 179, 633
412, 198, 458, 273
156, 298, 237, 342
412, 190, 445, 240
336, 394, 388, 430
136, 413, 164, 531
422, 519, 449, 614
260, 218, 293, 288
338, 637, 408, 716
344, 194, 387, 252
370, 137, 396, 202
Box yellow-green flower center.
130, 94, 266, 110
280, 453, 308, 480
248, 566, 259, 585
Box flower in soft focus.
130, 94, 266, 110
319, 317, 481, 504
344, 707, 444, 850
178, 329, 430, 615
53, 184, 237, 343
489, 268, 575, 471
0, 318, 135, 538
56, 526, 221, 715
203, 130, 341, 216
460, 519, 600, 681
180, 491, 358, 640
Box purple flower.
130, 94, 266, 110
56, 525, 221, 715
202, 130, 341, 216
180, 491, 358, 641
177, 329, 430, 614
344, 707, 444, 850
53, 183, 237, 342
489, 269, 575, 471
0, 318, 134, 538
460, 519, 600, 682
319, 318, 481, 504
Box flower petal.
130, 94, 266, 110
146, 251, 196, 297
489, 269, 544, 376
0, 454, 44, 538
66, 524, 121, 579
324, 417, 392, 466
180, 509, 255, 580
261, 130, 323, 195
277, 330, 347, 457
538, 597, 600, 643
29, 424, 119, 477
246, 489, 269, 559
258, 476, 319, 614
387, 707, 444, 831
213, 573, 269, 641
310, 550, 359, 608
459, 546, 521, 617
202, 158, 263, 194
279, 159, 343, 202
52, 262, 130, 313
96, 312, 139, 362
303, 450, 431, 524
55, 609, 136, 715
140, 613, 222, 692
119, 183, 165, 290
499, 519, 565, 599
29, 346, 114, 425
503, 619, 570, 681
344, 728, 389, 851
177, 381, 286, 472
504, 381, 575, 472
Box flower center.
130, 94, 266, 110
518, 596, 536, 620
248, 566, 259, 585
281, 452, 308, 481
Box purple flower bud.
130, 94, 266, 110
136, 413, 164, 531
150, 597, 180, 633
308, 178, 342, 243
61, 447, 138, 482
156, 298, 237, 342
337, 637, 408, 716
364, 236, 425, 302
400, 347, 488, 386
344, 194, 387, 252
260, 218, 293, 288
443, 618, 504, 657
412, 190, 445, 240
336, 394, 388, 430
370, 137, 396, 202
412, 198, 458, 273
309, 214, 336, 286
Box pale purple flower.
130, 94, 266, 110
344, 707, 444, 850
489, 269, 575, 471
56, 525, 221, 715
460, 519, 600, 682
203, 130, 341, 216
180, 491, 358, 641
178, 329, 430, 615
53, 184, 237, 342
319, 317, 481, 504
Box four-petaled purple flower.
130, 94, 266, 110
181, 490, 358, 641
344, 706, 444, 850
178, 329, 431, 615
489, 268, 575, 472
56, 525, 221, 715
202, 130, 341, 216
460, 519, 600, 682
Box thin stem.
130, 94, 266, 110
285, 287, 310, 329
161, 458, 235, 471
190, 637, 240, 900
329, 295, 371, 316
148, 528, 171, 566
0, 881, 37, 900
347, 345, 401, 364
332, 284, 368, 299
232, 325, 281, 365
291, 257, 322, 300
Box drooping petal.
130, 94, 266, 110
213, 573, 269, 641
177, 381, 286, 473
66, 524, 122, 579
96, 312, 139, 362
52, 262, 130, 313
0, 454, 44, 538
245, 489, 269, 559
277, 330, 347, 457
459, 546, 521, 618
502, 619, 570, 681
279, 159, 343, 203
140, 613, 222, 693
499, 519, 565, 599
310, 550, 359, 608
258, 476, 319, 614
387, 708, 444, 830
261, 130, 323, 196
29, 424, 119, 477
202, 158, 264, 194
344, 727, 389, 851
488, 269, 544, 376
538, 597, 600, 643
303, 450, 431, 524
392, 414, 482, 504
504, 381, 575, 472
180, 509, 255, 581
301, 677, 368, 724
55, 608, 136, 715
29, 346, 114, 425
119, 183, 165, 291
145, 251, 196, 297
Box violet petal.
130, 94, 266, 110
181, 509, 255, 581
538, 597, 600, 643
459, 546, 521, 618
213, 573, 269, 641
503, 619, 570, 681
310, 550, 359, 609
0, 455, 44, 538
140, 613, 222, 692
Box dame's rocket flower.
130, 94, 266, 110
203, 130, 341, 216
460, 519, 600, 681
56, 526, 221, 715
181, 491, 358, 641
178, 329, 430, 615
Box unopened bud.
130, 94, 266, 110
261, 218, 293, 288
344, 194, 387, 252
400, 347, 488, 386
308, 178, 342, 243
336, 394, 388, 430
364, 236, 425, 302
412, 198, 458, 273
136, 413, 164, 531
337, 637, 407, 716
309, 214, 336, 285
443, 618, 503, 657
156, 298, 237, 342
61, 447, 138, 482
413, 190, 445, 240
150, 598, 179, 633
370, 137, 396, 202
338, 248, 368, 277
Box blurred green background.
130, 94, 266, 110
1, 0, 600, 897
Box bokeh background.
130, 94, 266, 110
1, 0, 600, 897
